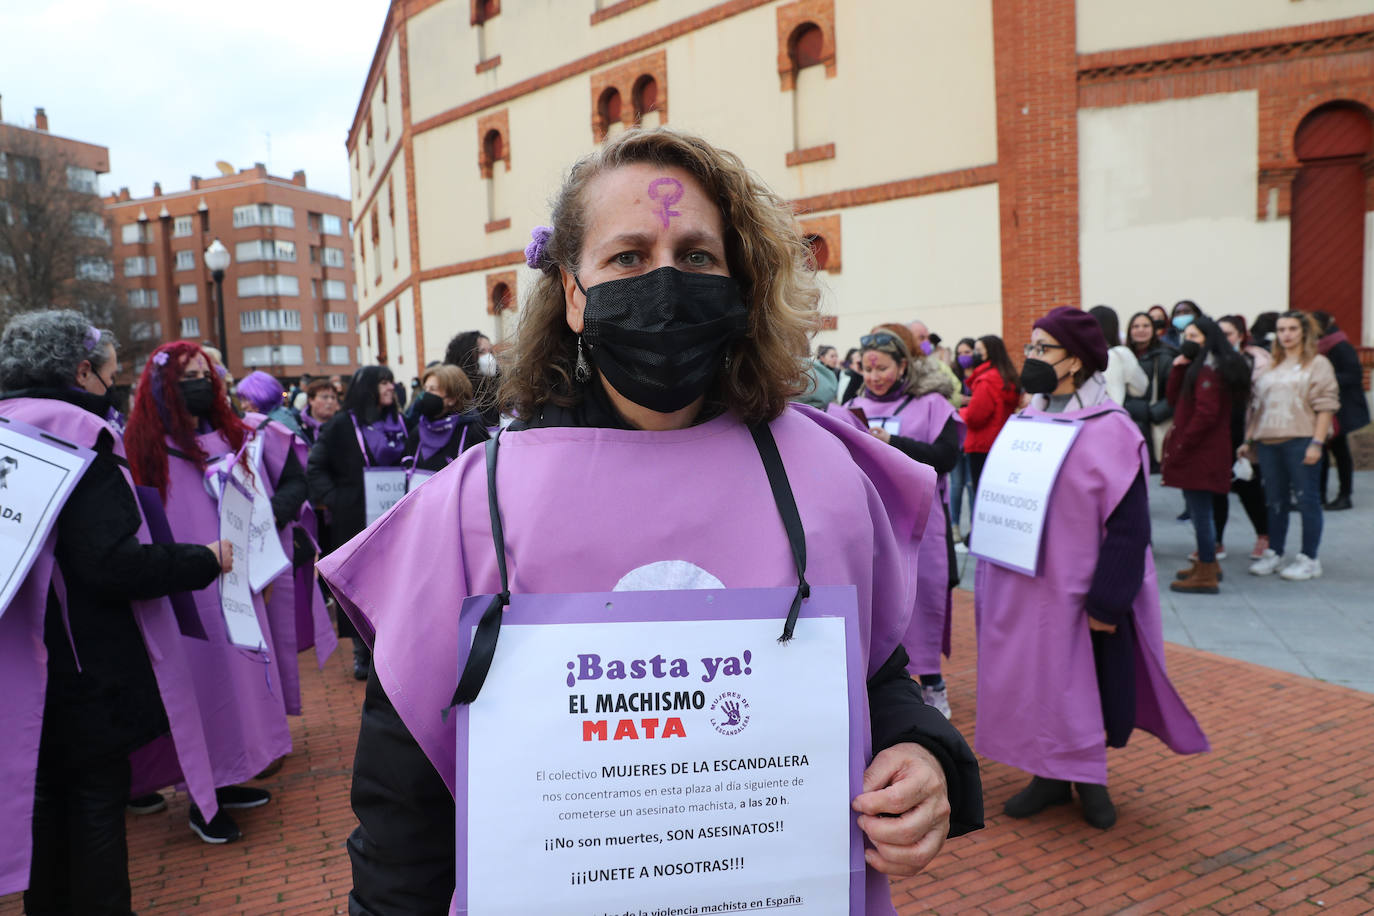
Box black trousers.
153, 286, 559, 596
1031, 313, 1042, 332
25, 753, 135, 916
1321, 432, 1354, 500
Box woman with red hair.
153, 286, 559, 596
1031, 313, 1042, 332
125, 342, 294, 845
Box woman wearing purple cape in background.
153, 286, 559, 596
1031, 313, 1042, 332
306, 364, 409, 681
975, 306, 1209, 831
319, 128, 983, 915
835, 331, 963, 720
125, 341, 295, 845
404, 364, 489, 472
0, 311, 229, 914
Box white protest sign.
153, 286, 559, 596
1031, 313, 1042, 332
867, 417, 901, 436
364, 467, 409, 526
460, 603, 858, 915
241, 436, 291, 593
0, 419, 94, 619
217, 477, 268, 649
968, 415, 1082, 576
406, 469, 435, 493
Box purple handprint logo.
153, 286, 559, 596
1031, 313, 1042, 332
709, 691, 751, 736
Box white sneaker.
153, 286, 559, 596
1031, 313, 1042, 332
1279, 554, 1322, 581
1248, 550, 1285, 576
922, 683, 951, 719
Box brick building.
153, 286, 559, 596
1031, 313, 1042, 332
345, 0, 1374, 367
105, 165, 359, 380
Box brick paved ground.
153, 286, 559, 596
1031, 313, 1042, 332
4, 591, 1372, 915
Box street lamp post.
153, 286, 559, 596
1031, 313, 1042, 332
204, 239, 231, 370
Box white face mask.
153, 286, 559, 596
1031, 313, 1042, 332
477, 351, 498, 377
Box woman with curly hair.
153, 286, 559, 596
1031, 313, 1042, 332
319, 128, 982, 914
839, 331, 963, 719
124, 341, 294, 844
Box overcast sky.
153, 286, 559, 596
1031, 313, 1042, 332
0, 0, 389, 201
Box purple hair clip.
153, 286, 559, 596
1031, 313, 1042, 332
84, 326, 101, 352
152, 351, 170, 367
214, 363, 228, 379
525, 225, 553, 270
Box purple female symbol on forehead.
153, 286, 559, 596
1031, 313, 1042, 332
646, 177, 683, 228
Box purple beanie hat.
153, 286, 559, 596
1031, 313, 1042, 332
237, 370, 285, 412
1032, 306, 1109, 375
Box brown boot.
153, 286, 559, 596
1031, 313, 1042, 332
1171, 560, 1221, 594
1176, 560, 1223, 582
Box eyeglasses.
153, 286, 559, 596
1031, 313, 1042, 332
1023, 343, 1066, 358
860, 333, 900, 350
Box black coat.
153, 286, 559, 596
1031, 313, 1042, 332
306, 410, 371, 556
402, 413, 489, 473
1321, 333, 1371, 435
1, 390, 221, 770
1123, 344, 1176, 465
343, 386, 984, 915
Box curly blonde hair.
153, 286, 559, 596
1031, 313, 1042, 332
1270, 310, 1320, 368
499, 128, 820, 424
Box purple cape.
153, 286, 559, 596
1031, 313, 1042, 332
831, 393, 965, 675
244, 412, 337, 715
319, 405, 937, 916
974, 388, 1209, 784
129, 425, 293, 794
0, 398, 218, 895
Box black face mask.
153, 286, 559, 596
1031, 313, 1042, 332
576, 266, 750, 413
416, 391, 445, 420
180, 378, 215, 417
1179, 340, 1202, 361
969, 352, 985, 369
1152, 318, 1167, 332
1020, 357, 1069, 395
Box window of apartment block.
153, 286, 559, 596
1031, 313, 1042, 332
325, 312, 349, 333
75, 258, 112, 282
237, 274, 301, 298
236, 239, 296, 262
322, 213, 343, 236
129, 321, 161, 341
178, 283, 198, 304
66, 166, 98, 195
8, 155, 39, 183
323, 246, 345, 268
327, 344, 351, 365
123, 256, 156, 277
308, 212, 322, 234
127, 288, 157, 309
121, 223, 152, 245
323, 279, 348, 300
240, 309, 302, 333
180, 316, 200, 338
232, 203, 294, 229
0, 153, 7, 180
243, 344, 305, 367
71, 211, 106, 239
175, 249, 196, 271
173, 215, 194, 237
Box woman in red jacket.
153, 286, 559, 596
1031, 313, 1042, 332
1163, 316, 1251, 594
959, 334, 1020, 491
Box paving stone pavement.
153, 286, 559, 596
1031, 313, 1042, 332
4, 586, 1372, 914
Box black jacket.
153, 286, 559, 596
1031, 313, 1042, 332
345, 386, 983, 915
1321, 333, 1371, 435
402, 413, 489, 473
1, 389, 220, 769
306, 410, 370, 555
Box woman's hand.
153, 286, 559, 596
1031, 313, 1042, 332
206, 539, 234, 573
1303, 441, 1323, 466
1236, 443, 1252, 462
869, 426, 892, 445
1172, 354, 1190, 367
1087, 617, 1117, 634
852, 743, 949, 877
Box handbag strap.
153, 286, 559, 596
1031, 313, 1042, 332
748, 422, 810, 643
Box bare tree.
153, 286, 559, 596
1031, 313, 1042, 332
0, 129, 129, 343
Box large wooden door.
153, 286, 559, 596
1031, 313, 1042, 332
1289, 103, 1372, 341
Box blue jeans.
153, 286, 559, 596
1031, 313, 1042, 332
1182, 489, 1217, 562
949, 453, 973, 529
1256, 439, 1323, 559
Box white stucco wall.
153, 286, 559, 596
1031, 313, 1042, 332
1080, 92, 1291, 321
1077, 0, 1374, 54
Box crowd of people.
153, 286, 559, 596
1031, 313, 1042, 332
0, 125, 1365, 914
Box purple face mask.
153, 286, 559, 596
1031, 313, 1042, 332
957, 353, 975, 369
919, 340, 934, 355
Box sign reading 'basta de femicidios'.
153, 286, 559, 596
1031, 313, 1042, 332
456, 586, 866, 915
968, 414, 1082, 577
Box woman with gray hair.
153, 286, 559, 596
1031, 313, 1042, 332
0, 309, 230, 913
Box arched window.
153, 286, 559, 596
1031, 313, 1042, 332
491, 282, 511, 313
478, 114, 511, 226
787, 22, 832, 156
599, 87, 625, 140
805, 234, 829, 272
789, 24, 824, 71
633, 75, 660, 128
482, 130, 504, 167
